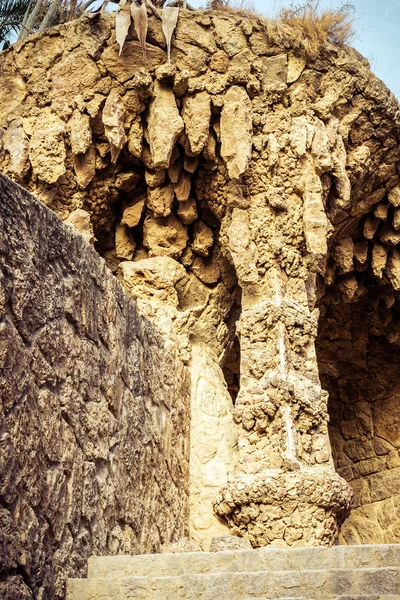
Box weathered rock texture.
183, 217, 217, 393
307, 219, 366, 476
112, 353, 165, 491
0, 174, 190, 599
1, 7, 400, 552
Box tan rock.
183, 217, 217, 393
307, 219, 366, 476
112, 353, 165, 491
182, 92, 211, 155
388, 185, 400, 207
115, 224, 136, 260
331, 236, 354, 274
287, 53, 307, 83
210, 50, 229, 73
338, 273, 359, 301
192, 221, 214, 257
114, 171, 140, 192
65, 209, 95, 245
371, 242, 388, 278
379, 223, 400, 246
4, 119, 30, 180
74, 145, 96, 189
354, 239, 369, 265
363, 215, 380, 240
101, 41, 166, 83
386, 249, 400, 290
173, 69, 189, 97
177, 198, 197, 225
102, 90, 127, 163
50, 50, 101, 100
147, 183, 175, 217
121, 197, 145, 228
183, 155, 199, 174
29, 111, 66, 184
262, 54, 288, 96
220, 86, 252, 179
174, 16, 217, 54
212, 15, 247, 57
174, 171, 192, 202
374, 202, 390, 220
143, 213, 188, 259
191, 252, 221, 284
0, 56, 27, 124
393, 207, 400, 231
168, 162, 183, 184
145, 169, 166, 188
203, 130, 217, 162
127, 116, 143, 159
69, 111, 92, 155
147, 80, 184, 169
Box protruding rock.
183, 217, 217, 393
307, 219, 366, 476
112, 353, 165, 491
121, 196, 145, 228
70, 111, 92, 155
374, 202, 390, 220
147, 80, 184, 168
287, 52, 307, 83
393, 207, 400, 231
168, 162, 183, 184
115, 223, 136, 260
101, 41, 166, 83
371, 242, 388, 278
386, 249, 400, 290
143, 213, 188, 259
212, 14, 247, 57
184, 155, 199, 174
331, 236, 354, 274
74, 145, 96, 189
220, 86, 252, 179
338, 273, 359, 301
29, 111, 66, 184
114, 171, 140, 192
363, 215, 380, 240
379, 223, 400, 246
145, 169, 166, 188
147, 182, 175, 217
388, 185, 400, 207
177, 198, 197, 225
354, 238, 369, 265
192, 220, 214, 257
65, 209, 95, 245
174, 171, 191, 201
262, 54, 288, 97
182, 91, 211, 155
191, 253, 221, 284
127, 116, 143, 159
102, 90, 127, 163
4, 119, 30, 180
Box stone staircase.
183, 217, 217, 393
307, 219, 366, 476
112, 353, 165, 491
66, 544, 400, 600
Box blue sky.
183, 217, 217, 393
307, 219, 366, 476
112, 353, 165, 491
190, 0, 400, 100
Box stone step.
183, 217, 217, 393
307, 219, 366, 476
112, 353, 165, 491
66, 567, 400, 600
87, 545, 400, 579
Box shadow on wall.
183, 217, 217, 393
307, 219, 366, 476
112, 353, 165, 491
317, 287, 400, 544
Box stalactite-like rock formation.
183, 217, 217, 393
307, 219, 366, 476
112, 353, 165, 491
1, 8, 400, 551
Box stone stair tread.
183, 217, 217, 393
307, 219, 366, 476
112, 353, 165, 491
87, 545, 400, 579
66, 567, 400, 600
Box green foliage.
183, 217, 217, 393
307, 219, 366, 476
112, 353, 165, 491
0, 0, 31, 47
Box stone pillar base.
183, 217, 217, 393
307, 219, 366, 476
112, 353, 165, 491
214, 469, 353, 548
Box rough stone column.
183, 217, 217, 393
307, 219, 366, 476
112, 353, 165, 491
214, 112, 354, 548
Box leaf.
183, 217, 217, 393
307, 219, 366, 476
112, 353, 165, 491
162, 6, 179, 65
131, 1, 148, 60
116, 4, 131, 56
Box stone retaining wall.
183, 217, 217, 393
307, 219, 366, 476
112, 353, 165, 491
0, 174, 190, 599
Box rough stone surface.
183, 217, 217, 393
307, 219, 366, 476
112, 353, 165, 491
1, 8, 400, 555
68, 544, 400, 599
0, 174, 190, 600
